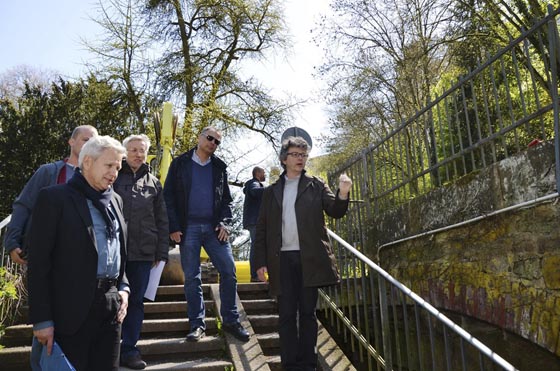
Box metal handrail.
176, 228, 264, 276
322, 228, 518, 370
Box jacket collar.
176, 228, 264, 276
272, 169, 313, 206
120, 160, 149, 177
183, 147, 227, 170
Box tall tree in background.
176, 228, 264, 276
146, 0, 292, 148
316, 0, 454, 171
0, 76, 137, 218
87, 0, 294, 152
85, 0, 157, 133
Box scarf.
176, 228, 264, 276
68, 169, 117, 240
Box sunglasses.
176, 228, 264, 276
205, 135, 221, 146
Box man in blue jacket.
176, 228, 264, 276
243, 166, 265, 281
4, 125, 98, 264
164, 126, 250, 342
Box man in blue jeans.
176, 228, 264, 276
163, 126, 249, 342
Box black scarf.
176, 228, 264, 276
68, 169, 117, 240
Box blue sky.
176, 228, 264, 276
0, 0, 100, 77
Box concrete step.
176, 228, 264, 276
137, 335, 223, 356
119, 357, 232, 371
236, 282, 270, 300
241, 298, 277, 314
256, 332, 280, 350
247, 314, 279, 332
154, 285, 210, 301
1, 317, 219, 347
0, 345, 31, 371
1, 324, 32, 347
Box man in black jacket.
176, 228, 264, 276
164, 126, 249, 342
255, 136, 352, 371
243, 166, 265, 281
28, 135, 129, 371
114, 134, 169, 370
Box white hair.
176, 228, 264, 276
123, 134, 151, 152
78, 135, 126, 168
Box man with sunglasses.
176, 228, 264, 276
163, 126, 250, 342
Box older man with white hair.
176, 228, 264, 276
28, 135, 129, 371
114, 134, 169, 370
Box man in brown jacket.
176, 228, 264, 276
254, 136, 352, 371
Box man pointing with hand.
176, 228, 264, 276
254, 136, 352, 371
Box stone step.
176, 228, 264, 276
1, 318, 219, 347
119, 357, 233, 371
141, 318, 217, 335
154, 285, 208, 300
256, 332, 280, 350
247, 314, 279, 332
137, 335, 223, 356
0, 336, 226, 371
0, 345, 31, 371
143, 300, 215, 319
241, 298, 277, 314
236, 282, 270, 300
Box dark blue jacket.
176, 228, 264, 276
4, 160, 67, 253
243, 177, 264, 228
163, 148, 233, 234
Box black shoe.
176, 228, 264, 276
120, 353, 147, 370
222, 322, 250, 342
186, 327, 205, 342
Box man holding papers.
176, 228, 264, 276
114, 134, 169, 370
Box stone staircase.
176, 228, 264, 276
0, 282, 355, 370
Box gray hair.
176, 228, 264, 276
123, 134, 151, 152
71, 125, 98, 139
279, 136, 309, 169
200, 126, 221, 136
78, 135, 126, 168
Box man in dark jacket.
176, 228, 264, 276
4, 125, 98, 264
254, 136, 352, 371
163, 126, 249, 342
28, 135, 129, 371
114, 134, 169, 369
242, 166, 265, 281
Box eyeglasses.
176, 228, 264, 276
205, 135, 221, 146
287, 152, 308, 159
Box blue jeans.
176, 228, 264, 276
121, 261, 152, 359
180, 223, 239, 329
247, 225, 258, 280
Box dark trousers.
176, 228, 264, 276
278, 251, 319, 371
55, 285, 122, 371
247, 225, 258, 280
121, 261, 152, 359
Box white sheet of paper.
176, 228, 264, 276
144, 261, 166, 301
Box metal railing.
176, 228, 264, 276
328, 5, 560, 235
320, 228, 517, 371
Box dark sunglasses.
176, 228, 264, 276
206, 135, 221, 146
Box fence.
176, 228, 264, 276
328, 5, 560, 249
320, 4, 560, 370
321, 228, 517, 370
